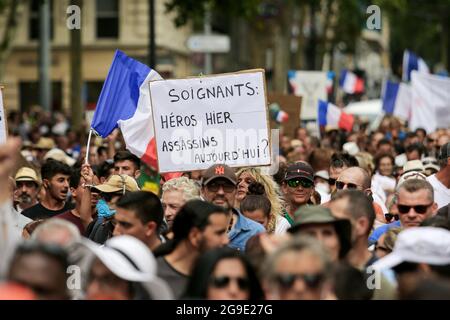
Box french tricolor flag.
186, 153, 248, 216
326, 71, 334, 95
381, 80, 412, 122
402, 50, 429, 82
339, 70, 364, 94
91, 50, 162, 169
318, 100, 354, 132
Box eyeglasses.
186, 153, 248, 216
384, 213, 400, 223
275, 273, 324, 289
335, 181, 360, 190
286, 178, 314, 189
328, 178, 337, 186
210, 276, 249, 291
206, 182, 236, 193
397, 203, 433, 214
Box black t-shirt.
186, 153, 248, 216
86, 217, 114, 245
22, 202, 75, 220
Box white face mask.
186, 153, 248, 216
315, 182, 330, 194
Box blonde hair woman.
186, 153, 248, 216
235, 167, 289, 234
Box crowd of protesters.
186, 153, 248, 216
0, 107, 449, 300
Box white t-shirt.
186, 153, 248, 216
275, 215, 291, 234
427, 174, 450, 209
372, 172, 396, 204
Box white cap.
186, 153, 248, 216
372, 227, 450, 271
44, 148, 76, 166
395, 153, 408, 167
314, 170, 329, 180
422, 157, 440, 172
81, 235, 173, 299
396, 171, 427, 190
342, 142, 359, 156
403, 160, 425, 174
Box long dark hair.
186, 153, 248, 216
183, 247, 264, 300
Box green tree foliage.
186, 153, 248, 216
332, 0, 366, 54
165, 0, 262, 28
376, 0, 450, 71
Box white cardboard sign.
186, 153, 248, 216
0, 87, 7, 144
149, 70, 271, 173
288, 70, 327, 120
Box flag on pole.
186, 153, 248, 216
339, 70, 364, 94
382, 80, 412, 122
402, 50, 429, 82
318, 100, 354, 132
409, 71, 450, 133
326, 71, 335, 95
0, 87, 7, 144
91, 50, 162, 169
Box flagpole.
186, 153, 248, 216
85, 128, 93, 164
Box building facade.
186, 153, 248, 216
0, 0, 193, 113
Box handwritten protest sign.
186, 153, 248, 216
288, 71, 327, 120
0, 87, 7, 144
149, 70, 270, 173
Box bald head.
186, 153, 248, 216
337, 167, 371, 190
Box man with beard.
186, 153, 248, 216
14, 167, 40, 213
22, 160, 74, 220
201, 164, 265, 251
155, 200, 230, 298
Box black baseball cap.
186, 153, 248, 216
284, 162, 314, 183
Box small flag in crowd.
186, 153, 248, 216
91, 50, 162, 169
409, 70, 450, 133
326, 71, 335, 95
269, 103, 289, 124
402, 50, 429, 82
339, 70, 364, 94
318, 100, 354, 132
381, 80, 412, 122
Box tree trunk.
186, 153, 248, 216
70, 0, 83, 131
0, 0, 23, 81
442, 11, 448, 70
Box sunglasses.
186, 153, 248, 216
210, 276, 249, 291
375, 243, 391, 253
287, 178, 314, 189
275, 273, 324, 289
397, 203, 433, 214
206, 182, 236, 193
328, 178, 337, 186
335, 181, 360, 190
384, 213, 399, 223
